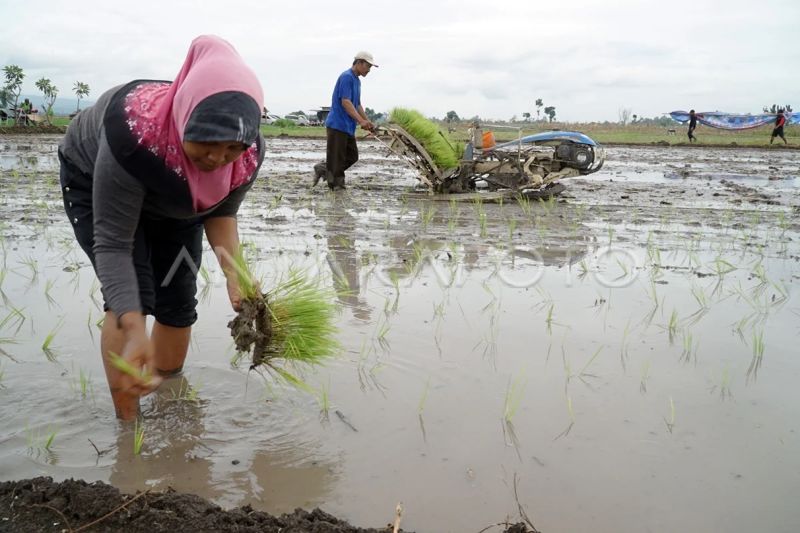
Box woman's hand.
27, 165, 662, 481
116, 315, 162, 398
227, 277, 243, 312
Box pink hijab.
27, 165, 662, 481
124, 35, 264, 211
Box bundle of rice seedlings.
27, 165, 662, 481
389, 107, 463, 170
226, 249, 340, 387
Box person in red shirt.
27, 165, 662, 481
770, 110, 788, 145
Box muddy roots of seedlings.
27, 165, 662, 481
228, 293, 273, 369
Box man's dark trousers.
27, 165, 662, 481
326, 127, 358, 189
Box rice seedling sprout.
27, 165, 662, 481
418, 378, 430, 414
664, 396, 676, 433
133, 417, 145, 455
503, 372, 527, 422
41, 318, 65, 359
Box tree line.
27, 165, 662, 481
1, 64, 90, 125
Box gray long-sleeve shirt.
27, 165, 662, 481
59, 83, 264, 319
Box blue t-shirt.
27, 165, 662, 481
325, 68, 361, 136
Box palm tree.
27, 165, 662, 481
73, 81, 90, 113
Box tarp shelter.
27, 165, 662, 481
670, 110, 800, 130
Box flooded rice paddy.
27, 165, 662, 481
1, 135, 799, 532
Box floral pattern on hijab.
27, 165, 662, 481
122, 35, 264, 211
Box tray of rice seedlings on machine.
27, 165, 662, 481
226, 249, 340, 387
377, 107, 605, 199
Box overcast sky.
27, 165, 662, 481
2, 0, 798, 122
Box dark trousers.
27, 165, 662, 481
688, 125, 696, 142
771, 126, 786, 143
326, 127, 358, 188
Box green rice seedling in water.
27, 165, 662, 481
664, 396, 676, 433
43, 279, 58, 307
516, 194, 533, 218
1, 306, 26, 335
577, 259, 589, 281
554, 393, 575, 440
712, 257, 737, 277
0, 337, 19, 360
667, 309, 679, 344
420, 204, 436, 231
503, 372, 527, 422
375, 316, 391, 350
776, 211, 790, 233
733, 314, 752, 344
746, 329, 765, 382
680, 330, 698, 365
71, 367, 92, 399
507, 218, 517, 243
89, 278, 102, 310
19, 255, 39, 281
268, 193, 283, 211
133, 417, 145, 455
41, 318, 65, 360
620, 321, 631, 371
26, 425, 58, 453
168, 380, 200, 403
640, 360, 651, 393
545, 303, 554, 335
317, 380, 331, 419
43, 428, 57, 451
686, 285, 710, 326
614, 257, 629, 280
0, 269, 7, 304
418, 377, 430, 414
718, 366, 733, 400
577, 346, 603, 383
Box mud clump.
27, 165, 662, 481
227, 294, 272, 368
0, 477, 409, 532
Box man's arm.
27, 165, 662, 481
341, 98, 374, 131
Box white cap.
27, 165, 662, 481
354, 51, 378, 67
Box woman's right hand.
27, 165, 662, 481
117, 315, 162, 397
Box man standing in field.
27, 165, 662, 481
687, 109, 698, 143
313, 51, 377, 191
770, 109, 788, 145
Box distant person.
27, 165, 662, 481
687, 109, 698, 143
770, 109, 788, 145
312, 51, 378, 191
58, 35, 265, 420
18, 98, 32, 125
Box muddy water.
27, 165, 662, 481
1, 134, 800, 533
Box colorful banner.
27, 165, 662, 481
669, 110, 799, 130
